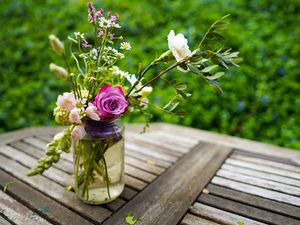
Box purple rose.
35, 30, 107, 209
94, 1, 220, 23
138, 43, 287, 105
93, 84, 128, 120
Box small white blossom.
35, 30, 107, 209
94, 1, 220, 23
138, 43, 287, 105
56, 92, 76, 111
74, 32, 85, 39
120, 42, 132, 51
71, 125, 86, 140
99, 17, 110, 28
90, 48, 98, 60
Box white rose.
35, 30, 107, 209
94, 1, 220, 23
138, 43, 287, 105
71, 125, 86, 140
168, 30, 192, 72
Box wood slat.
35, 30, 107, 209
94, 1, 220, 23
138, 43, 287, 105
125, 164, 156, 183
199, 193, 300, 225
226, 158, 300, 180
22, 137, 73, 162
231, 153, 300, 173
154, 131, 199, 147
126, 131, 189, 154
0, 190, 52, 225
125, 150, 171, 168
124, 175, 147, 191
190, 202, 267, 225
103, 143, 232, 225
217, 169, 300, 196
119, 186, 137, 201
9, 141, 73, 174
180, 213, 219, 225
0, 169, 93, 225
212, 176, 300, 207
126, 142, 178, 163
206, 184, 300, 220
125, 155, 165, 175
0, 154, 111, 224
221, 163, 300, 187
0, 216, 12, 225
0, 145, 73, 187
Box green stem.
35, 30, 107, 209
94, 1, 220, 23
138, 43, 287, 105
102, 152, 111, 199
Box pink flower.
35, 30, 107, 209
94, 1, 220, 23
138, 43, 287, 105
69, 108, 81, 124
71, 125, 86, 140
93, 84, 128, 120
86, 103, 100, 121
56, 92, 76, 111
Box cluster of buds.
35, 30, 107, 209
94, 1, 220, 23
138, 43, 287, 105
27, 129, 72, 176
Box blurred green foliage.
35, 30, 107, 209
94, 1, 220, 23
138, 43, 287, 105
1, 0, 300, 149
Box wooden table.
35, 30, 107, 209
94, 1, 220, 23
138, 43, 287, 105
0, 123, 300, 225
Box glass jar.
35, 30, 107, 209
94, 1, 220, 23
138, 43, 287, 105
72, 119, 125, 204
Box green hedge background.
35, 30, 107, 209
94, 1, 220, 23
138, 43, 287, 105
1, 0, 300, 150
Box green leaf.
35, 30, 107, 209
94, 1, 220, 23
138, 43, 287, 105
125, 212, 143, 225
65, 185, 74, 191
201, 65, 218, 73
206, 72, 225, 80
236, 221, 245, 225
208, 80, 223, 95
3, 181, 12, 193
187, 64, 201, 75
175, 83, 187, 91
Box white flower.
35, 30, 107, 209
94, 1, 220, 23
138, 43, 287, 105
71, 125, 86, 140
120, 42, 132, 51
56, 92, 76, 111
126, 74, 138, 86
74, 32, 85, 39
168, 30, 191, 72
99, 17, 110, 28
86, 103, 100, 121
141, 86, 153, 98
110, 66, 121, 75
69, 108, 82, 124
90, 48, 98, 60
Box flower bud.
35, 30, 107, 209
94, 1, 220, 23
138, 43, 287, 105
155, 50, 174, 63
49, 34, 65, 54
49, 63, 68, 80
141, 86, 153, 98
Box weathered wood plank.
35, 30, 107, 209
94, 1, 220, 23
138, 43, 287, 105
190, 203, 267, 225
9, 141, 73, 174
180, 213, 219, 225
0, 154, 111, 223
119, 186, 137, 201
125, 149, 172, 168
199, 193, 300, 225
0, 216, 12, 225
221, 163, 300, 187
105, 198, 126, 211
206, 184, 300, 220
231, 153, 300, 173
103, 143, 232, 225
126, 131, 190, 154
126, 142, 178, 163
217, 169, 300, 196
125, 155, 165, 175
22, 136, 73, 162
124, 175, 147, 191
226, 158, 300, 180
155, 123, 300, 160
0, 145, 73, 187
36, 135, 53, 143
125, 164, 156, 183
154, 131, 199, 147
211, 176, 300, 207
0, 190, 52, 225
0, 169, 93, 225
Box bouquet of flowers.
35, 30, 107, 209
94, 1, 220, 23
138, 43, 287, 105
28, 2, 241, 204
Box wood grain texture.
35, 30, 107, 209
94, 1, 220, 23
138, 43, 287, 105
206, 184, 300, 220
221, 163, 300, 187
211, 176, 300, 207
125, 150, 171, 168
103, 143, 232, 225
0, 169, 93, 225
0, 190, 52, 225
199, 193, 300, 225
226, 158, 300, 180
125, 164, 156, 183
190, 203, 267, 225
0, 154, 111, 224
231, 153, 300, 173
125, 155, 165, 175
180, 213, 219, 225
154, 123, 300, 160
0, 216, 12, 225
216, 169, 300, 196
